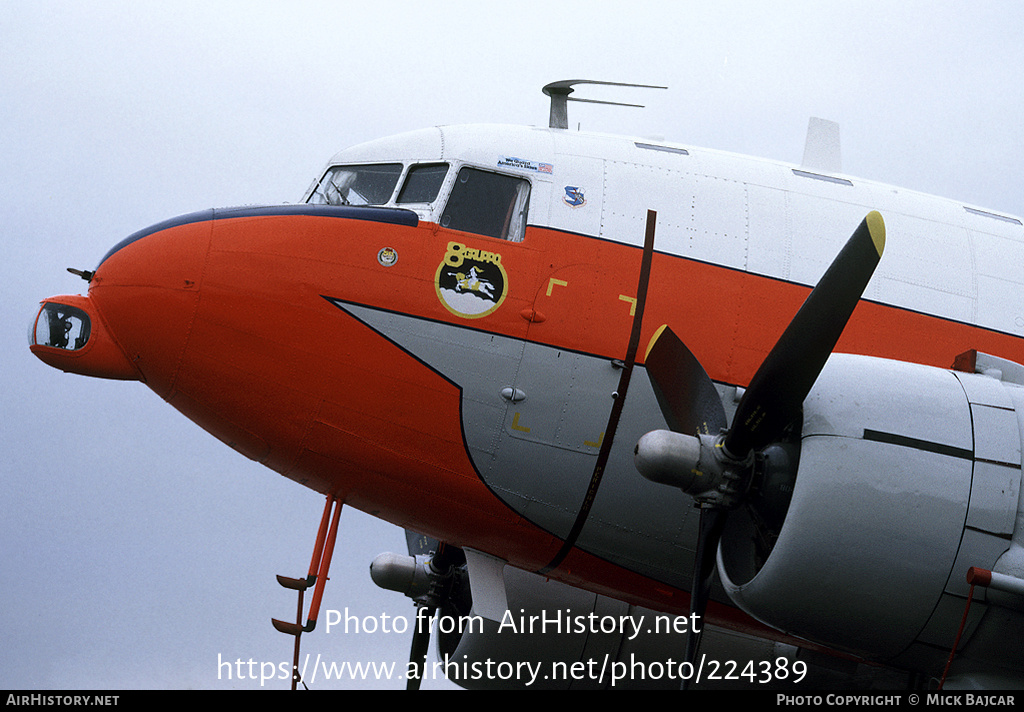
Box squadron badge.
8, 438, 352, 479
563, 186, 586, 208
435, 241, 508, 319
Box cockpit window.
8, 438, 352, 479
32, 303, 91, 351
308, 163, 403, 206
397, 163, 449, 204
440, 168, 531, 242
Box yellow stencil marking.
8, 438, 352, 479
511, 412, 531, 433
584, 431, 605, 448
619, 294, 637, 316
546, 278, 568, 296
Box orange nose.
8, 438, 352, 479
31, 210, 212, 395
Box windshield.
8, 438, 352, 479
308, 163, 403, 206
397, 163, 449, 204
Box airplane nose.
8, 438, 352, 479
89, 211, 212, 397
29, 294, 141, 380
31, 211, 212, 396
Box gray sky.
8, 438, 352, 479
3, 1, 1022, 690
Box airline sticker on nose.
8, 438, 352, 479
435, 241, 508, 319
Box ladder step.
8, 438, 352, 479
276, 574, 310, 591
271, 618, 304, 636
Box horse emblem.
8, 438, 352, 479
435, 242, 508, 319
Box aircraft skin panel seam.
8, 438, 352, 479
322, 295, 701, 592
873, 355, 984, 667
964, 524, 1013, 541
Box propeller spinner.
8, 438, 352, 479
370, 538, 468, 690
634, 211, 885, 681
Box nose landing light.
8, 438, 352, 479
30, 295, 140, 381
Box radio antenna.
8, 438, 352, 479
543, 80, 666, 130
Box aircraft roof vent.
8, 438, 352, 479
542, 80, 666, 130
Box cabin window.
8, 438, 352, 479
440, 167, 531, 242
397, 163, 449, 204
308, 163, 403, 206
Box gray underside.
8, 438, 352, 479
339, 301, 710, 590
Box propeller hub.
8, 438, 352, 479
635, 430, 750, 507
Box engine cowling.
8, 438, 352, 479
718, 353, 1021, 672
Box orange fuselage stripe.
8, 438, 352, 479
86, 215, 1024, 621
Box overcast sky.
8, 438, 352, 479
3, 1, 1023, 691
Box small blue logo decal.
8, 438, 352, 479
563, 186, 586, 208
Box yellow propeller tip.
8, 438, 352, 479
645, 324, 668, 360
866, 210, 885, 257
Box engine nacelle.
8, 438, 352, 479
718, 353, 1022, 674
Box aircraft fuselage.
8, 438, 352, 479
30, 123, 1024, 678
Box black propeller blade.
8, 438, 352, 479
407, 603, 436, 690
404, 542, 462, 691
637, 212, 885, 684
644, 325, 726, 436
723, 211, 886, 460
684, 506, 727, 670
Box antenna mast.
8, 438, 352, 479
542, 80, 666, 130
